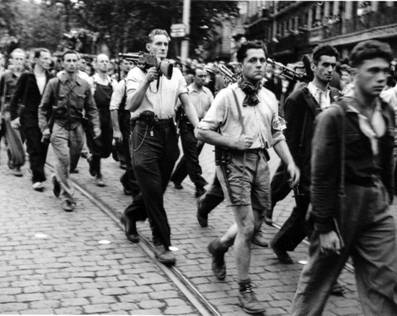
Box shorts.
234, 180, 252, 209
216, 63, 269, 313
216, 150, 271, 213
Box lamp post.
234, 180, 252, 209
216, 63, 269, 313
180, 0, 191, 67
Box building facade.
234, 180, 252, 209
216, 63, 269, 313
244, 1, 397, 64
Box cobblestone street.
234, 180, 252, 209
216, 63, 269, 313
1, 143, 395, 315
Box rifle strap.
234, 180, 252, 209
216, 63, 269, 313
231, 88, 246, 135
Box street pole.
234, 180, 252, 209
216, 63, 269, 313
181, 0, 191, 68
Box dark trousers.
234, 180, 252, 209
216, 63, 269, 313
119, 114, 140, 196
270, 190, 311, 251
197, 174, 224, 216
269, 162, 292, 215
22, 125, 49, 183
127, 119, 179, 248
171, 120, 207, 189
292, 181, 397, 315
86, 119, 113, 177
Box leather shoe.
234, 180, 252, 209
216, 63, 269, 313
271, 243, 293, 264
52, 174, 61, 198
331, 281, 346, 296
120, 214, 139, 243
196, 210, 208, 228
196, 197, 208, 227
87, 156, 96, 177
173, 182, 183, 190
252, 230, 269, 247
208, 239, 227, 280
195, 187, 206, 198
154, 246, 176, 266
238, 283, 266, 314
94, 176, 106, 187
61, 200, 75, 212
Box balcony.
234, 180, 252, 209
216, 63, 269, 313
309, 7, 397, 45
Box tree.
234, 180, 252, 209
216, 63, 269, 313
44, 0, 239, 59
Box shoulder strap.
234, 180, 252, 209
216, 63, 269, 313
231, 88, 246, 135
334, 101, 346, 197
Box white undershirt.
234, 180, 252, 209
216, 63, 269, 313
35, 73, 46, 95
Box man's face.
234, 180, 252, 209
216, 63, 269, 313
78, 59, 87, 71
63, 53, 79, 73
194, 69, 207, 87
241, 48, 266, 81
96, 55, 109, 73
312, 55, 337, 83
355, 57, 390, 97
120, 60, 132, 73
11, 52, 26, 71
147, 34, 169, 60
36, 51, 52, 71
340, 70, 352, 86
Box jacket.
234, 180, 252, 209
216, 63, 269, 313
284, 85, 341, 191
38, 71, 99, 132
9, 72, 52, 128
310, 97, 395, 233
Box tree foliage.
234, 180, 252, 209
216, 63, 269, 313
1, 0, 239, 59
46, 0, 239, 59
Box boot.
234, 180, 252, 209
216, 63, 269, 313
238, 279, 266, 314
207, 238, 228, 280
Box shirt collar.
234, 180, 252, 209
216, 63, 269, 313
93, 72, 112, 84
307, 81, 330, 95
58, 70, 83, 86
188, 83, 207, 94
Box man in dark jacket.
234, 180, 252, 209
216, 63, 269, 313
269, 45, 341, 265
292, 40, 397, 316
9, 48, 52, 191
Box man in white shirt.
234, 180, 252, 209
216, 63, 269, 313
171, 67, 214, 197
120, 29, 198, 266
196, 41, 299, 314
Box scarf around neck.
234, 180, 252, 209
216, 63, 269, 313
238, 78, 262, 107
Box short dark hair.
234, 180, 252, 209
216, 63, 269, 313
62, 50, 79, 61
33, 48, 50, 59
312, 45, 339, 64
349, 40, 393, 67
339, 63, 351, 74
194, 67, 206, 76
147, 29, 170, 43
236, 41, 267, 63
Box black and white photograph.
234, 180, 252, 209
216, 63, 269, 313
0, 0, 396, 315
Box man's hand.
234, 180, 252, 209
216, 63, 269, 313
287, 162, 300, 187
196, 139, 203, 148
113, 130, 123, 142
41, 128, 51, 143
232, 135, 254, 150
319, 230, 342, 255
145, 67, 159, 83
10, 117, 20, 129
94, 127, 101, 139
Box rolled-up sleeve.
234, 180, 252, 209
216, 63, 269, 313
197, 89, 227, 131
176, 68, 188, 96
109, 80, 125, 111
126, 68, 142, 106
270, 114, 286, 146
